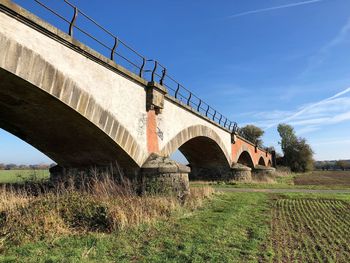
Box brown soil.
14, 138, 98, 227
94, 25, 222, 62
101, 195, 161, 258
265, 198, 350, 262
295, 171, 350, 186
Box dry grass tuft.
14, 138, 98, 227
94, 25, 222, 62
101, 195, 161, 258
0, 171, 214, 249
251, 173, 277, 184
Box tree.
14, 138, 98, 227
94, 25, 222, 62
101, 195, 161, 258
5, 164, 17, 170
239, 125, 264, 147
277, 124, 314, 172
336, 160, 350, 171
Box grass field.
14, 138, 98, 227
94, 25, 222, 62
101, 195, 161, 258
1, 189, 350, 262
264, 194, 350, 262
0, 192, 270, 262
201, 170, 350, 190
1, 170, 350, 262
0, 169, 49, 184
295, 170, 350, 186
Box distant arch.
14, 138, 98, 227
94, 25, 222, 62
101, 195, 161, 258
237, 151, 254, 168
258, 156, 266, 166
268, 160, 272, 167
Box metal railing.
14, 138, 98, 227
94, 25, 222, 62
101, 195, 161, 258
26, 0, 266, 149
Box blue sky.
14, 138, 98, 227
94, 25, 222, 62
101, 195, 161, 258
1, 0, 350, 164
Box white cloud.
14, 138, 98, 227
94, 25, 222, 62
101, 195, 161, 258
242, 86, 350, 136
263, 86, 350, 129
226, 0, 324, 19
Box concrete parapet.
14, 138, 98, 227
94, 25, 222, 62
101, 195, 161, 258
140, 154, 190, 198
229, 163, 252, 182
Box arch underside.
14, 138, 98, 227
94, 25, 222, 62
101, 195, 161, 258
178, 136, 231, 180
237, 151, 254, 168
258, 156, 266, 166
0, 67, 139, 173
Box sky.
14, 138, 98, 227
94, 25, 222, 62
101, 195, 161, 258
1, 0, 350, 164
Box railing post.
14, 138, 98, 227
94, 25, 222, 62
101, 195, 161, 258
197, 100, 202, 112
205, 105, 210, 117
151, 60, 158, 82
110, 37, 119, 61
175, 84, 180, 98
69, 7, 78, 37
160, 68, 166, 85
139, 57, 146, 78
187, 93, 192, 106
212, 110, 216, 121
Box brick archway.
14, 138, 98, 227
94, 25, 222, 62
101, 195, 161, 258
236, 151, 255, 168
258, 156, 266, 166
160, 125, 231, 179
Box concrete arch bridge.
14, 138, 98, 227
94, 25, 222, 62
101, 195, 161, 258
0, 0, 275, 193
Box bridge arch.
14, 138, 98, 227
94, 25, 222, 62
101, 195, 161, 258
160, 125, 231, 180
236, 151, 255, 169
0, 36, 145, 171
258, 156, 266, 166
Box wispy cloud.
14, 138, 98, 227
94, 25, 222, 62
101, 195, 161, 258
264, 86, 350, 129
244, 86, 350, 135
227, 0, 324, 19
301, 16, 350, 76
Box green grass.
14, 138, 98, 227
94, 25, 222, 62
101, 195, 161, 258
0, 192, 270, 262
0, 169, 49, 184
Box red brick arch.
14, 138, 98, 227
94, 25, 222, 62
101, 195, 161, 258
160, 125, 231, 166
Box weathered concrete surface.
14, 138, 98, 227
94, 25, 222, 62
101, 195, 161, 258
140, 154, 190, 197
230, 163, 252, 182
0, 8, 148, 167
253, 165, 276, 179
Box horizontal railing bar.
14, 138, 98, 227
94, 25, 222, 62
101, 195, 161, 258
63, 0, 144, 59
34, 0, 70, 23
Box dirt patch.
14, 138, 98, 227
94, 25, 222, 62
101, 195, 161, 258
295, 171, 350, 186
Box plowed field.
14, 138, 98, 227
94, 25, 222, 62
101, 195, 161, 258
266, 198, 350, 262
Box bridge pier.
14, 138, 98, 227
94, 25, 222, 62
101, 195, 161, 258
253, 165, 276, 177
50, 157, 190, 199
140, 154, 190, 199
229, 163, 252, 182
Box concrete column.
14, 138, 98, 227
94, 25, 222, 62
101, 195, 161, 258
229, 163, 252, 182
140, 153, 190, 199
253, 165, 276, 177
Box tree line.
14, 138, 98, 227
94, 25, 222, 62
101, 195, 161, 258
240, 123, 314, 173
0, 163, 54, 170
314, 160, 350, 171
